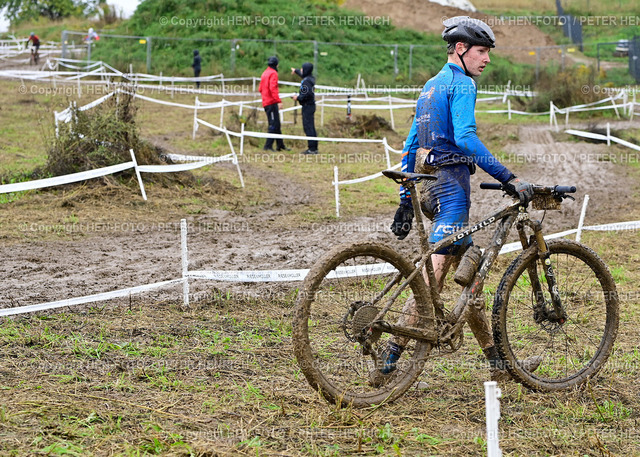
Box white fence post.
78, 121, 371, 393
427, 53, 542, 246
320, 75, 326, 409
484, 381, 502, 457
502, 80, 511, 104
610, 96, 620, 119
333, 166, 340, 218
192, 96, 199, 140
606, 122, 611, 146
383, 137, 391, 169
240, 122, 245, 156
223, 127, 245, 188
181, 218, 190, 308
388, 95, 395, 130
576, 194, 590, 243
507, 99, 512, 120
129, 149, 147, 201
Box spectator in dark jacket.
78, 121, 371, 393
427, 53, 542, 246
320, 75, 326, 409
292, 62, 318, 154
259, 56, 288, 151
191, 50, 201, 88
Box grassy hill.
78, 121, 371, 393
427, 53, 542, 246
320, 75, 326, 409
79, 0, 535, 86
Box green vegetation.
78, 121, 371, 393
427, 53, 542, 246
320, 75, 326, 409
0, 0, 99, 22
53, 0, 536, 87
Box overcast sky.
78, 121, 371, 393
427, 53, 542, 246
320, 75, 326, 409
0, 0, 141, 33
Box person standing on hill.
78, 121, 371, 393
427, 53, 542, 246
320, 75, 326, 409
292, 62, 318, 155
259, 56, 288, 151
191, 50, 202, 89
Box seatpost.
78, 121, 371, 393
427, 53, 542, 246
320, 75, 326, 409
405, 180, 429, 254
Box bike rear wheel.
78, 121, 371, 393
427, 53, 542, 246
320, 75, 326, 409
492, 239, 619, 391
293, 241, 433, 407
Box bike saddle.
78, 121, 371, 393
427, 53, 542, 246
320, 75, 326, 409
382, 169, 437, 184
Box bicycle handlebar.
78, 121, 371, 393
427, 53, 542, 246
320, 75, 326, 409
480, 183, 502, 190
480, 183, 577, 195
554, 185, 577, 194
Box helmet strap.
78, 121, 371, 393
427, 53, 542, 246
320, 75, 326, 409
457, 44, 473, 77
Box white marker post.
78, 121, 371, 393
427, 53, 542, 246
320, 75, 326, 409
181, 219, 190, 308
129, 149, 147, 201
484, 381, 502, 457
333, 166, 340, 218
576, 194, 590, 242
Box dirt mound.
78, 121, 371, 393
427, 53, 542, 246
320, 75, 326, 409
327, 114, 398, 138
343, 0, 556, 64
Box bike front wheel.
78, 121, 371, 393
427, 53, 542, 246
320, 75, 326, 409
492, 239, 619, 391
293, 241, 433, 407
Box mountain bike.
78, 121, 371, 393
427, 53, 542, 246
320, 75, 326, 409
29, 46, 39, 65
293, 170, 619, 407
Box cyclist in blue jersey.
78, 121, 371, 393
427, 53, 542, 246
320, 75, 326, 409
373, 17, 540, 386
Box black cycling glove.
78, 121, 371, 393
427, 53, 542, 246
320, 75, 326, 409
391, 200, 414, 240
504, 176, 534, 204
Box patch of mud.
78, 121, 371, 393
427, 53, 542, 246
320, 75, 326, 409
343, 0, 557, 64
1, 124, 638, 311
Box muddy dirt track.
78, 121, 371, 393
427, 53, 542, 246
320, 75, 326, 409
1, 121, 638, 311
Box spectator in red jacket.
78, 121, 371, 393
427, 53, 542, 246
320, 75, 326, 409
259, 56, 288, 151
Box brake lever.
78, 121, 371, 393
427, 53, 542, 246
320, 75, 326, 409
554, 193, 575, 201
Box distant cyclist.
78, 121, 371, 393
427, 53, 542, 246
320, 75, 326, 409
26, 32, 40, 52
375, 16, 539, 384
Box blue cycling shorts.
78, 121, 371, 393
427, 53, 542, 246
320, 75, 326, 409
422, 164, 472, 255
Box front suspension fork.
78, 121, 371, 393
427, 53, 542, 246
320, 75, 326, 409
517, 220, 567, 324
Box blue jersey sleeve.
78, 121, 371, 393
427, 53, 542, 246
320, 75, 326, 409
399, 116, 419, 201
450, 81, 513, 183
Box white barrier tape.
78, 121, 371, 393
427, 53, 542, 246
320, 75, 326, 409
241, 128, 384, 143
188, 262, 399, 282
132, 92, 200, 109
137, 161, 211, 173
0, 279, 184, 317
318, 103, 415, 110
64, 66, 106, 79
188, 269, 309, 282
196, 118, 242, 138
167, 153, 235, 163
319, 95, 412, 103
498, 229, 578, 255
476, 109, 551, 116
78, 91, 114, 111
582, 220, 640, 231
335, 162, 401, 185
384, 141, 403, 154
125, 72, 224, 83
0, 161, 134, 194
610, 136, 640, 152
196, 116, 389, 144
566, 129, 640, 152
565, 129, 608, 141
197, 98, 262, 107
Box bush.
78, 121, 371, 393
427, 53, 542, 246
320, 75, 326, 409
528, 65, 600, 112
46, 88, 165, 177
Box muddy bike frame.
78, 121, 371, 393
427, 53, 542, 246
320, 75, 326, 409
376, 170, 573, 346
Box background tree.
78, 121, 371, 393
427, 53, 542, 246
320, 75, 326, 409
0, 0, 99, 22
